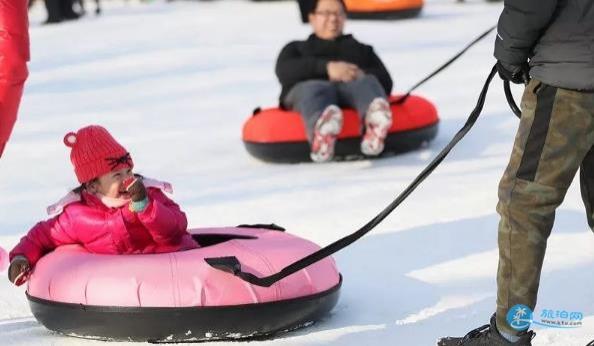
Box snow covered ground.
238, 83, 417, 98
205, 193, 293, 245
0, 0, 593, 345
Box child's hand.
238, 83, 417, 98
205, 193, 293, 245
8, 255, 30, 286
125, 177, 147, 202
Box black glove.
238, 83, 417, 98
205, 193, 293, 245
496, 61, 530, 85
8, 255, 30, 286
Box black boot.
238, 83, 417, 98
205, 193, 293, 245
43, 0, 63, 24
60, 0, 80, 20
437, 314, 535, 345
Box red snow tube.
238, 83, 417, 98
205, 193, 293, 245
0, 0, 30, 158
345, 0, 424, 19
242, 94, 439, 163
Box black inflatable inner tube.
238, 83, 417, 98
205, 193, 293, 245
27, 276, 342, 342
244, 122, 438, 163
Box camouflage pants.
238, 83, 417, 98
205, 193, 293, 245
496, 79, 594, 334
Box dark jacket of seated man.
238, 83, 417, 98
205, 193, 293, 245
275, 33, 393, 107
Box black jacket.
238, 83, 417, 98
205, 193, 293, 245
495, 0, 594, 90
275, 34, 393, 104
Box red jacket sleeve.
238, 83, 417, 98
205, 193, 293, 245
132, 188, 189, 245
0, 0, 29, 156
9, 211, 78, 266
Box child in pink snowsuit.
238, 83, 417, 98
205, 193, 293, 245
8, 125, 198, 285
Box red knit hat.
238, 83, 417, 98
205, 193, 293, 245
63, 125, 134, 183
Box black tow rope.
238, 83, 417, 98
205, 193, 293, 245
206, 64, 509, 287
392, 25, 496, 105
504, 80, 522, 118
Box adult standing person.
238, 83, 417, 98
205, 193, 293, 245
0, 0, 29, 158
275, 0, 393, 163
438, 0, 594, 345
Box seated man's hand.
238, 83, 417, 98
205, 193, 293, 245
8, 255, 30, 286
327, 61, 363, 82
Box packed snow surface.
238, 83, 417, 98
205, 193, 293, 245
0, 0, 592, 345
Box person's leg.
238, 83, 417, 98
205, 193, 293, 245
59, 0, 79, 19
579, 146, 594, 231
284, 80, 340, 142
284, 80, 342, 162
44, 0, 63, 23
336, 74, 387, 118
336, 74, 392, 156
496, 80, 594, 336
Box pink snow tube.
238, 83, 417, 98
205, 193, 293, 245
26, 225, 342, 342
0, 0, 29, 158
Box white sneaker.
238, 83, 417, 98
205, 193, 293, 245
310, 105, 343, 163
361, 98, 392, 156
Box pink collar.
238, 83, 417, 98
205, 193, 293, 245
46, 177, 174, 216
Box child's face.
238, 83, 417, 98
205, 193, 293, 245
88, 167, 134, 199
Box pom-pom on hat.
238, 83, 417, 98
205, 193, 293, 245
64, 125, 133, 183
